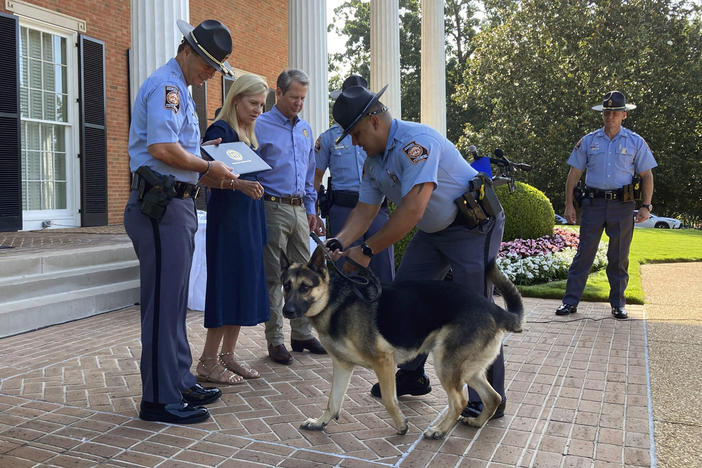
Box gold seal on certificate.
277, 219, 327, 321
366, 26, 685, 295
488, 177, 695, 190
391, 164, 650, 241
201, 142, 272, 175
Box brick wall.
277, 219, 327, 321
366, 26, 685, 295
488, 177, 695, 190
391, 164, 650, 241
2, 0, 288, 226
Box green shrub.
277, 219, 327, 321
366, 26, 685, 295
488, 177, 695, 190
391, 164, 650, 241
496, 181, 554, 241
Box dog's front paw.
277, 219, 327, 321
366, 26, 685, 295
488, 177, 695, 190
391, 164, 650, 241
396, 418, 408, 435
423, 425, 445, 439
300, 418, 327, 431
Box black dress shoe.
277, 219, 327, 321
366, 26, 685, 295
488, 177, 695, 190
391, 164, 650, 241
611, 306, 628, 319
370, 369, 432, 398
139, 401, 210, 424
556, 303, 577, 316
461, 399, 506, 420
291, 337, 327, 354
268, 344, 293, 364
181, 384, 221, 406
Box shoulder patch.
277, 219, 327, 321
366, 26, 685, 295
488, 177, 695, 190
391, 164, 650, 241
164, 85, 180, 114
402, 141, 429, 164
574, 137, 583, 151
314, 136, 321, 153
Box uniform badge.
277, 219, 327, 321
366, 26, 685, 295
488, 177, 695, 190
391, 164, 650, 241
314, 136, 321, 153
164, 86, 180, 114
303, 128, 309, 138
402, 141, 429, 164
575, 137, 583, 150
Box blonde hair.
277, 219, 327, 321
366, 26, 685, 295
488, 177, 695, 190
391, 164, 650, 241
215, 73, 269, 149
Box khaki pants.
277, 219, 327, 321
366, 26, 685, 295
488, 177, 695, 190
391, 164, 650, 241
262, 201, 314, 345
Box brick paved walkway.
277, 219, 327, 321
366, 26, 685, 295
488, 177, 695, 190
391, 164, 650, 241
0, 296, 654, 467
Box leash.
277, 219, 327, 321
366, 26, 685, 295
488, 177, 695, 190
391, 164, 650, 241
309, 232, 382, 303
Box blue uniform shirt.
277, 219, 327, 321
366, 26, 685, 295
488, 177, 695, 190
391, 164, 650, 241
129, 58, 201, 184
359, 119, 478, 233
254, 105, 317, 214
315, 124, 365, 191
568, 126, 657, 190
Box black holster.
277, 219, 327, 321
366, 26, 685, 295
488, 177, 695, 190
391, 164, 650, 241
573, 180, 585, 207
135, 166, 177, 222
318, 184, 331, 218
454, 173, 502, 228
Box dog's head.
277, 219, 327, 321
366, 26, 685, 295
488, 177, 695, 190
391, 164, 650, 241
281, 246, 330, 319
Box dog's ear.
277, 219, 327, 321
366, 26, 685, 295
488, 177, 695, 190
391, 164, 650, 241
280, 251, 291, 272
308, 245, 326, 273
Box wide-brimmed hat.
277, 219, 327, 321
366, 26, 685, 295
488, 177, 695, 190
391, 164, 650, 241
177, 19, 233, 76
329, 74, 368, 99
332, 84, 388, 144
592, 90, 636, 111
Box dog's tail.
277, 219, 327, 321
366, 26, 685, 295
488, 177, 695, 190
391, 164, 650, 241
488, 260, 524, 333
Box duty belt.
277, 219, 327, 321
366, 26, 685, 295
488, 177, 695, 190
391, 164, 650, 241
263, 194, 303, 206
585, 188, 624, 200
130, 172, 200, 199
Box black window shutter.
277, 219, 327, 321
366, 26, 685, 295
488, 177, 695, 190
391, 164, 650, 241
78, 35, 107, 226
0, 12, 21, 232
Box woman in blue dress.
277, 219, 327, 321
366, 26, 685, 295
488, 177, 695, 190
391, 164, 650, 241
197, 74, 270, 384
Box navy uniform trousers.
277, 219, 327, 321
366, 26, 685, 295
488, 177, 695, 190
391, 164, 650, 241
396, 211, 507, 404
563, 198, 635, 307
124, 190, 198, 404
328, 203, 395, 283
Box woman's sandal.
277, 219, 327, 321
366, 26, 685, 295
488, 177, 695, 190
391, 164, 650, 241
197, 356, 244, 385
219, 352, 260, 379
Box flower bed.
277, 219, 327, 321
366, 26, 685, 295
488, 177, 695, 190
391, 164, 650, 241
496, 227, 608, 285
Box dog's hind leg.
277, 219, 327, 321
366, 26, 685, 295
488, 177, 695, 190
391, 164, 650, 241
374, 357, 408, 435
424, 354, 466, 439
461, 372, 502, 428
300, 357, 353, 431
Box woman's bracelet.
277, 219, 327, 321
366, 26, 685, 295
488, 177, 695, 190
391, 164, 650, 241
199, 160, 212, 180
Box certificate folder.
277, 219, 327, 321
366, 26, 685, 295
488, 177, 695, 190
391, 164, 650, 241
201, 142, 272, 175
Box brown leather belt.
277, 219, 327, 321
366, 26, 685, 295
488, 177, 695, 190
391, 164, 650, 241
263, 194, 303, 206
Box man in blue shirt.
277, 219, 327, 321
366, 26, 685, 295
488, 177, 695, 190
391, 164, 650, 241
557, 91, 657, 320
326, 84, 508, 420
125, 19, 249, 424
254, 69, 326, 365
314, 75, 395, 283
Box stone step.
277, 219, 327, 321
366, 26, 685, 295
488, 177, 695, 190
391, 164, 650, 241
0, 280, 140, 338
0, 243, 137, 279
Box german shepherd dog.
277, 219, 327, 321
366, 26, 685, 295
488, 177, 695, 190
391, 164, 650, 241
281, 246, 524, 439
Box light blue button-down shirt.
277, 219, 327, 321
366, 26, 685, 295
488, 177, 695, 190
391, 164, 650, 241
315, 124, 365, 191
360, 119, 478, 233
254, 105, 317, 214
128, 58, 200, 184
568, 126, 657, 190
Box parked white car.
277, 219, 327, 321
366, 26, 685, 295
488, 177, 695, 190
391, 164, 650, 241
634, 211, 682, 229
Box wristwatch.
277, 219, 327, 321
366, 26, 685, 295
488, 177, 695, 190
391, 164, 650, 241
640, 204, 652, 211
360, 242, 374, 258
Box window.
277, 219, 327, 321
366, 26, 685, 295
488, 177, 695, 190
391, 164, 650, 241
19, 26, 71, 211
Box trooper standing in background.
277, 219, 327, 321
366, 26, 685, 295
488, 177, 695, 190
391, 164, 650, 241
556, 90, 656, 320
314, 74, 395, 283
125, 19, 244, 424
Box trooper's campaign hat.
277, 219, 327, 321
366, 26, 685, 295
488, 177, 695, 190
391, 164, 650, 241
332, 84, 388, 144
177, 19, 234, 76
592, 90, 636, 111
329, 74, 368, 99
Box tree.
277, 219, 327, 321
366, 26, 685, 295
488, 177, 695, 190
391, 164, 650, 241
328, 0, 480, 142
455, 0, 702, 220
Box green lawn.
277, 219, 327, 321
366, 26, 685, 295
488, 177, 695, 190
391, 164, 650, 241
519, 228, 702, 304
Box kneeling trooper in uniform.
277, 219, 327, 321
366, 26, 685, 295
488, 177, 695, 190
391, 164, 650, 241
125, 19, 252, 424
325, 83, 509, 420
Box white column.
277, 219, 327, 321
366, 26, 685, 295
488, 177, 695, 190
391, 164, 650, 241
421, 0, 446, 135
289, 0, 329, 140
130, 0, 189, 105
370, 0, 401, 117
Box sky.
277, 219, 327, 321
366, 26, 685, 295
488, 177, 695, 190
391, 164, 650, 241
326, 0, 347, 55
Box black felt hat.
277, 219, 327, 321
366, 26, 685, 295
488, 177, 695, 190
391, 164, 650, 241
592, 90, 636, 111
332, 84, 388, 144
177, 19, 233, 76
329, 74, 368, 99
